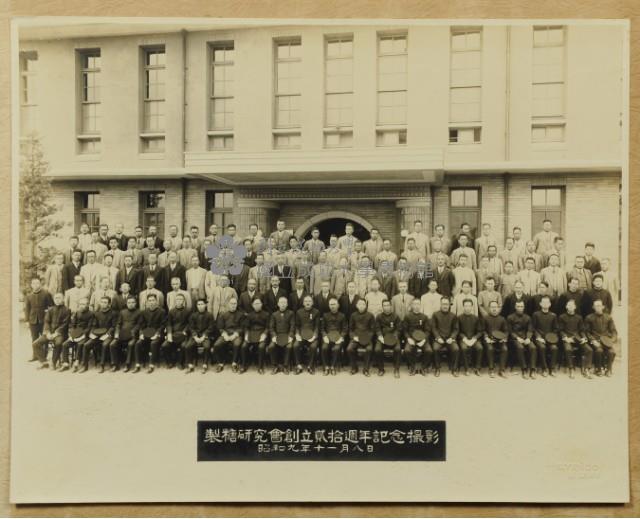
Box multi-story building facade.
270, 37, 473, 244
18, 22, 624, 272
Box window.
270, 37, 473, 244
141, 47, 166, 152
209, 42, 234, 150
274, 38, 301, 148
77, 49, 101, 153
74, 192, 100, 233
324, 36, 353, 147
139, 191, 165, 237
449, 188, 481, 239
531, 187, 564, 235
19, 51, 38, 136
532, 26, 565, 142
206, 191, 234, 229
376, 33, 407, 146
449, 28, 482, 144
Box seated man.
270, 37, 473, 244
267, 296, 295, 374
293, 295, 321, 375
133, 294, 167, 374
451, 280, 479, 317
66, 297, 93, 372
507, 300, 535, 379
403, 298, 432, 376
431, 297, 460, 377
32, 292, 70, 371
531, 295, 560, 377
482, 300, 509, 378
374, 299, 403, 378
212, 297, 245, 373
82, 295, 117, 373
457, 298, 483, 376
115, 295, 141, 373
584, 299, 618, 377
346, 298, 376, 377
558, 299, 590, 379
321, 297, 348, 376
241, 297, 270, 374
161, 293, 191, 370
185, 298, 216, 373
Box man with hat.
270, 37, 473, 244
268, 296, 295, 374
558, 299, 589, 379
185, 299, 216, 373
212, 297, 245, 373
457, 298, 484, 376
482, 300, 509, 378
346, 298, 376, 376
293, 295, 321, 375
32, 292, 69, 370
241, 298, 270, 374
374, 299, 403, 378
402, 298, 432, 376
507, 300, 535, 379
321, 297, 348, 376
431, 297, 460, 377
531, 295, 560, 377
115, 295, 141, 373
65, 297, 93, 372
82, 295, 117, 373
161, 293, 191, 369
133, 294, 167, 374
585, 299, 618, 377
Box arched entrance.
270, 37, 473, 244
295, 211, 373, 246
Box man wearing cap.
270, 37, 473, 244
403, 298, 432, 376
241, 298, 270, 374
115, 295, 141, 373
212, 297, 245, 373
133, 294, 167, 374
293, 295, 321, 375
558, 299, 590, 379
268, 296, 295, 374
374, 299, 403, 378
482, 300, 509, 378
507, 300, 535, 379
531, 295, 560, 377
346, 298, 376, 376
584, 299, 618, 376
321, 297, 348, 376
82, 295, 116, 373
184, 299, 216, 373
162, 293, 191, 369
457, 298, 484, 376
431, 297, 460, 377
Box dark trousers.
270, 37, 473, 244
373, 341, 401, 370
593, 342, 616, 371
212, 336, 242, 365
433, 340, 459, 370
62, 338, 85, 365
484, 339, 508, 371
459, 338, 482, 370
293, 339, 318, 367
404, 341, 433, 370
513, 339, 537, 370
111, 339, 133, 368
134, 337, 163, 366
83, 338, 112, 368
535, 338, 558, 371
580, 342, 593, 369
346, 341, 372, 370
184, 337, 211, 365
241, 341, 267, 369
160, 340, 182, 367
29, 323, 44, 358
266, 342, 293, 367
321, 341, 343, 368
32, 335, 64, 363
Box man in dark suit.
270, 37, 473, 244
239, 278, 262, 314
231, 263, 250, 295
242, 239, 257, 268
25, 277, 53, 359
160, 250, 187, 295
142, 253, 164, 286
313, 281, 335, 315
288, 277, 309, 311
408, 259, 431, 299
431, 253, 456, 299
118, 254, 142, 297
61, 250, 83, 293
375, 262, 397, 300
338, 281, 361, 322
110, 223, 128, 252
263, 275, 288, 314
63, 236, 84, 265
147, 225, 165, 252
272, 254, 292, 294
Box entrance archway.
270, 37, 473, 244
295, 211, 373, 246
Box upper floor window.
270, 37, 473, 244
324, 36, 353, 148
141, 46, 166, 152
139, 191, 165, 237
376, 33, 407, 146
19, 51, 38, 136
209, 42, 234, 150
77, 49, 101, 154
75, 192, 101, 233
273, 38, 302, 149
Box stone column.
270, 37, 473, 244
396, 197, 432, 236
235, 199, 280, 237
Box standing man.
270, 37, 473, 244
111, 223, 128, 252
375, 239, 398, 271
272, 253, 293, 294
540, 253, 567, 298
401, 238, 425, 271
184, 299, 215, 374
364, 278, 387, 317
339, 281, 362, 322
533, 219, 559, 255
500, 261, 518, 299
331, 257, 353, 299
160, 251, 187, 295
518, 257, 541, 296
139, 276, 165, 311
167, 224, 182, 251
106, 237, 124, 270
430, 224, 451, 255
474, 223, 497, 261
337, 222, 358, 254
431, 254, 455, 299
363, 228, 384, 262
249, 253, 272, 295
118, 254, 142, 297
270, 220, 292, 252
238, 278, 262, 314
314, 280, 335, 316
303, 227, 325, 264
584, 299, 618, 377
404, 220, 429, 258
186, 255, 207, 303
64, 275, 90, 314
583, 242, 602, 275
166, 277, 193, 311
499, 237, 519, 271
310, 251, 333, 295
289, 277, 310, 312
44, 253, 65, 296
409, 259, 431, 299
420, 279, 442, 319
477, 277, 502, 318
390, 280, 414, 321
263, 275, 288, 315
80, 250, 101, 293
567, 256, 593, 291
452, 254, 477, 296
518, 241, 544, 272
25, 278, 53, 362
62, 249, 83, 293
146, 225, 164, 252
63, 236, 83, 265
77, 223, 93, 253
450, 234, 477, 270
161, 292, 191, 369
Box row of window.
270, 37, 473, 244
19, 25, 567, 154
76, 187, 564, 238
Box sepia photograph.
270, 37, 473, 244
10, 16, 630, 504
